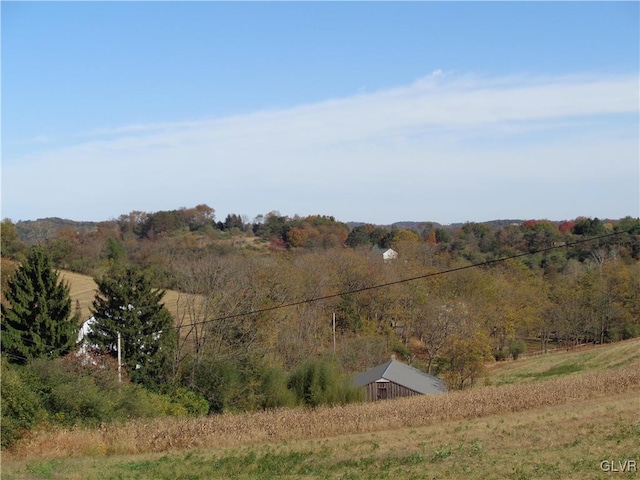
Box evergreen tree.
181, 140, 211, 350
89, 267, 176, 387
1, 246, 79, 364
345, 225, 372, 248
223, 213, 245, 231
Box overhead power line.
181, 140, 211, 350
0, 328, 62, 351
1, 228, 634, 354
168, 229, 633, 332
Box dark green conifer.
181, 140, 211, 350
89, 267, 176, 387
1, 246, 79, 363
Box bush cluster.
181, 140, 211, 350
2, 354, 363, 449
0, 354, 208, 449
287, 360, 363, 407
180, 357, 362, 414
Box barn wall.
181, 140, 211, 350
362, 382, 420, 402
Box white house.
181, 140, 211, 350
76, 316, 98, 364
371, 245, 398, 262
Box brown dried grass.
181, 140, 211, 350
60, 269, 201, 325
58, 270, 98, 321
8, 362, 640, 460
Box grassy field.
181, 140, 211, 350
58, 270, 98, 321
60, 270, 195, 323
3, 339, 639, 480
486, 337, 640, 386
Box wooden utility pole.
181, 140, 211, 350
117, 331, 122, 383
332, 312, 336, 353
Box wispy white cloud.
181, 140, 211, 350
2, 72, 638, 223
67, 71, 639, 148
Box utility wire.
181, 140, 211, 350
0, 328, 63, 351
1, 228, 634, 350
168, 229, 633, 331
2, 351, 29, 363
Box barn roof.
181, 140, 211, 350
353, 359, 447, 394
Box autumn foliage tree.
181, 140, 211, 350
440, 331, 492, 389
7, 211, 640, 399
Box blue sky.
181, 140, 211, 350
2, 2, 639, 225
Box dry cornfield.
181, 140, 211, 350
8, 360, 640, 461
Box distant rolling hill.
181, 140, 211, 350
14, 216, 532, 244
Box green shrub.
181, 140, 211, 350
156, 384, 209, 416
1, 359, 47, 448
170, 386, 210, 416
22, 354, 200, 427
25, 357, 118, 426
180, 358, 249, 414
494, 348, 509, 361
509, 340, 527, 360
287, 360, 363, 407
47, 375, 114, 425
259, 364, 297, 409
114, 384, 171, 418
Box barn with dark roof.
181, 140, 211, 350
353, 357, 447, 401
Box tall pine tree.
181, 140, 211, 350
89, 267, 176, 387
1, 246, 79, 364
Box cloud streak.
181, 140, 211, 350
2, 72, 638, 224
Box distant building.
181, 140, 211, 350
76, 316, 99, 365
371, 246, 398, 262
353, 357, 447, 401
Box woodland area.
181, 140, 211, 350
1, 207, 639, 447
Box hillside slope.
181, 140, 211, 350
5, 339, 639, 458
61, 269, 194, 322
486, 337, 640, 386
